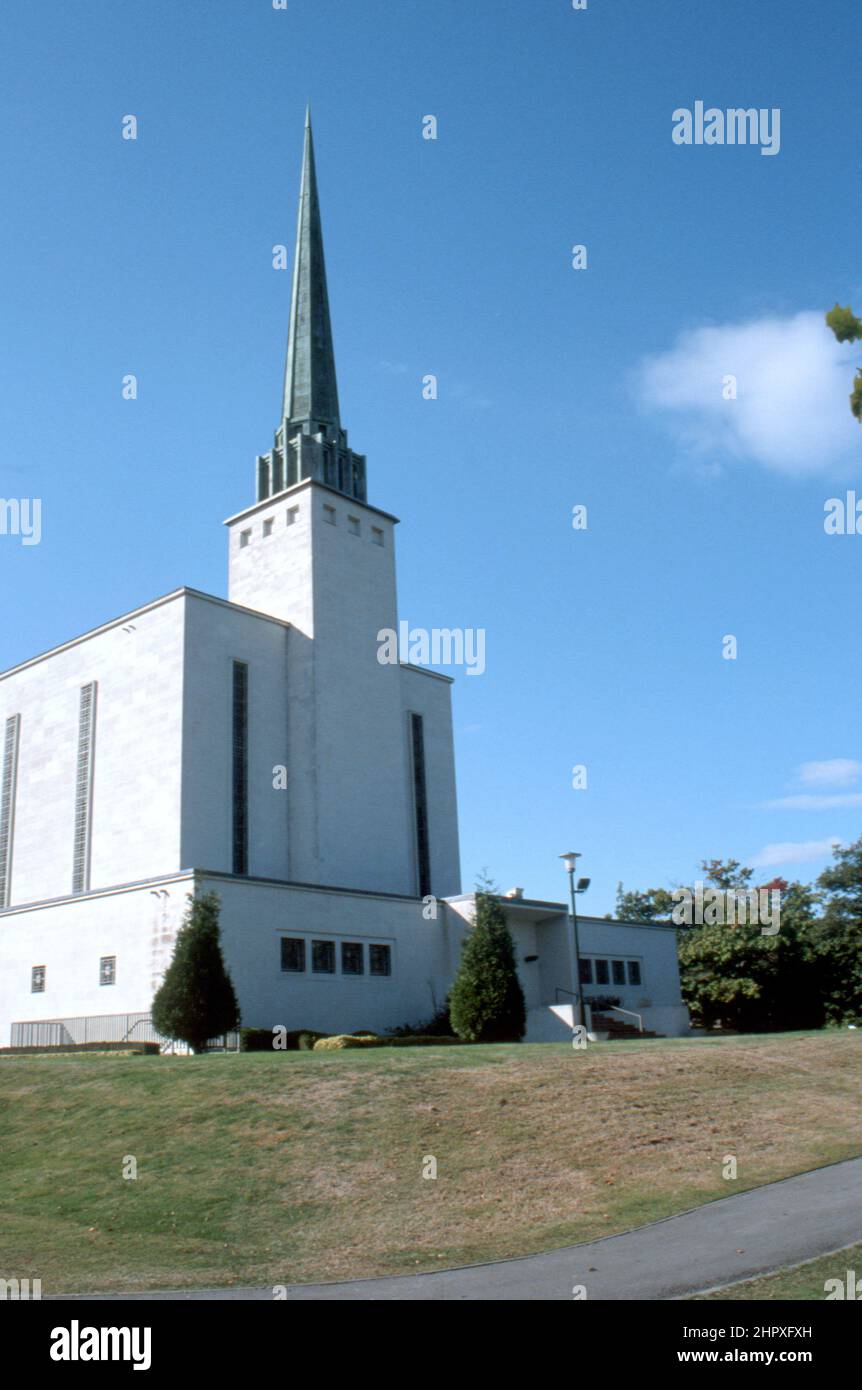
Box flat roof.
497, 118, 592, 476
0, 587, 292, 683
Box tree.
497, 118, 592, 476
814, 837, 862, 1025
699, 858, 754, 892
151, 892, 240, 1051
677, 882, 821, 1031
615, 882, 675, 921
825, 304, 862, 421
449, 885, 526, 1042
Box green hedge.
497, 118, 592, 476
313, 1033, 465, 1051
240, 1028, 325, 1052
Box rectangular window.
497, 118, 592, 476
281, 937, 306, 973
240, 529, 251, 548
579, 957, 593, 985
595, 959, 609, 986
612, 960, 626, 986
232, 662, 249, 875
99, 956, 116, 987
369, 943, 392, 978
627, 960, 642, 986
348, 516, 360, 537
72, 682, 97, 894
0, 713, 21, 910
410, 712, 431, 899
341, 942, 364, 975
371, 526, 384, 546
323, 504, 336, 525
312, 940, 335, 974
286, 506, 299, 526
263, 517, 274, 538
31, 965, 45, 993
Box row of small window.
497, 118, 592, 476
280, 937, 392, 978
322, 504, 384, 544
239, 506, 385, 547
31, 957, 115, 993
580, 957, 642, 987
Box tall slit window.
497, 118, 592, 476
410, 712, 431, 899
72, 683, 97, 894
0, 713, 21, 910
232, 661, 249, 875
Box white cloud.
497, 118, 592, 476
637, 310, 861, 475
748, 837, 843, 869
761, 792, 862, 811
796, 758, 862, 789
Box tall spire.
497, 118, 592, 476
254, 113, 366, 507
282, 107, 341, 432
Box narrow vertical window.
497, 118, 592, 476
0, 714, 21, 910
73, 683, 97, 894
410, 712, 431, 899
232, 661, 249, 875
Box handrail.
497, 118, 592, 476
606, 1005, 644, 1033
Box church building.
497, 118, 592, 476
0, 115, 689, 1047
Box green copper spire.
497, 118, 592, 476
282, 107, 341, 432
255, 112, 366, 506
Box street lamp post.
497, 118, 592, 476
560, 852, 590, 1031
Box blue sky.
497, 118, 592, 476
2, 0, 861, 912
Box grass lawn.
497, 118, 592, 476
694, 1242, 862, 1300
1, 1031, 860, 1295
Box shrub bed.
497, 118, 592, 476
240, 1028, 326, 1052
313, 1033, 465, 1050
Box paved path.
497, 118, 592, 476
71, 1157, 862, 1301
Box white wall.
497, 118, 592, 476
180, 594, 292, 879
203, 874, 466, 1035
226, 480, 461, 897
0, 875, 193, 1045
0, 882, 689, 1047
0, 594, 186, 905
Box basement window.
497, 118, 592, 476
281, 937, 306, 973
369, 944, 392, 978
341, 942, 364, 975
31, 965, 45, 993
99, 956, 116, 987
312, 940, 335, 974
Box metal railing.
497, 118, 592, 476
10, 1013, 240, 1051
605, 1004, 644, 1033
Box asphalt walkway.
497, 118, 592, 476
72, 1156, 862, 1301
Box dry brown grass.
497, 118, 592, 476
1, 1032, 860, 1293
